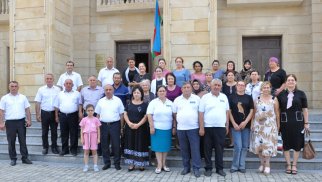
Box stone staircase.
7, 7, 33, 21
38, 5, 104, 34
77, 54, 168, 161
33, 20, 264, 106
0, 112, 321, 170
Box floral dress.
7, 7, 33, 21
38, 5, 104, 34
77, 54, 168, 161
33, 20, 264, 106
249, 97, 278, 157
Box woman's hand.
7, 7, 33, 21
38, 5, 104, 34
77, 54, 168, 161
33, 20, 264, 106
233, 123, 240, 131
150, 127, 155, 135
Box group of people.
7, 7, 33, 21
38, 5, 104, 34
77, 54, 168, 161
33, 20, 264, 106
0, 56, 309, 178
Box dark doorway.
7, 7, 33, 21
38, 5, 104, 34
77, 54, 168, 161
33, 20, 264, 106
116, 41, 151, 74
242, 36, 282, 79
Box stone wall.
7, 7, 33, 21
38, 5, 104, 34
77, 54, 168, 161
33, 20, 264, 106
0, 25, 8, 96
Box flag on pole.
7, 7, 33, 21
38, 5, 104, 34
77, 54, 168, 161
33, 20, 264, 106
152, 0, 162, 59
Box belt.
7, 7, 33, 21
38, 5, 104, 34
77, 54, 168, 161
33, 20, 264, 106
101, 120, 120, 125
59, 111, 78, 117
41, 110, 55, 113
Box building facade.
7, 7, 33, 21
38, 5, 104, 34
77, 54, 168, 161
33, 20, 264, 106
0, 0, 321, 108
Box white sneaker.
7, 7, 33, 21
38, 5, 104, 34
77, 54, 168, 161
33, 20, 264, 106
83, 165, 89, 172
94, 165, 99, 172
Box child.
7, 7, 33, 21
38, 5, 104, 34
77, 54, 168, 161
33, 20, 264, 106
80, 104, 101, 172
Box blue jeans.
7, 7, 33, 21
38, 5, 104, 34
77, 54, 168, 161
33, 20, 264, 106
231, 128, 250, 170
177, 129, 201, 171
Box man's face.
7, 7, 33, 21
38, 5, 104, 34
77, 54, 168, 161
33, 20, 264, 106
182, 84, 192, 97
66, 63, 74, 72
211, 81, 222, 95
9, 82, 19, 94
64, 80, 73, 91
88, 76, 97, 88
113, 74, 121, 85
104, 85, 114, 98
45, 75, 54, 86
106, 58, 113, 69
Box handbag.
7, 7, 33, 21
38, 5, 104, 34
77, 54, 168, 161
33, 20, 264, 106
302, 130, 316, 160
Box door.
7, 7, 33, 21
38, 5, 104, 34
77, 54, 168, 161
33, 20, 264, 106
116, 41, 151, 74
242, 36, 282, 79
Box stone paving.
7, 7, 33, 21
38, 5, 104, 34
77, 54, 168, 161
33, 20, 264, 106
0, 160, 321, 182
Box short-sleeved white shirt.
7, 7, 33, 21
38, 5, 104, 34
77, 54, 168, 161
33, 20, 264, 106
146, 98, 173, 130
199, 92, 229, 127
245, 81, 263, 101
95, 96, 124, 123
173, 94, 200, 130
0, 93, 30, 120
57, 72, 83, 91
34, 85, 61, 112
54, 90, 82, 113
97, 67, 119, 87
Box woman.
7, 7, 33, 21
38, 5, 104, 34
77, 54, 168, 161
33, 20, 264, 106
190, 61, 206, 85
133, 63, 151, 85
147, 86, 175, 174
245, 70, 263, 101
222, 71, 237, 98
278, 74, 309, 175
264, 57, 286, 96
229, 81, 254, 174
191, 79, 207, 98
140, 79, 155, 104
122, 57, 139, 91
151, 67, 166, 95
221, 60, 242, 83
165, 72, 182, 102
240, 59, 255, 83
172, 57, 190, 87
152, 58, 171, 79
123, 86, 149, 171
212, 60, 225, 79
203, 71, 213, 93
250, 82, 280, 175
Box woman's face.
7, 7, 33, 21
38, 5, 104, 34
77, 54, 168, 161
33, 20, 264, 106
128, 60, 135, 68
140, 82, 150, 92
261, 84, 271, 95
205, 73, 213, 82
159, 60, 166, 69
192, 81, 200, 90
194, 63, 202, 72
157, 87, 166, 99
236, 82, 246, 93
244, 62, 251, 69
227, 62, 234, 71
286, 76, 297, 89
155, 68, 163, 78
132, 89, 142, 100
138, 63, 146, 73
250, 72, 259, 82
227, 72, 235, 82
167, 75, 175, 86
269, 60, 277, 69
212, 62, 219, 71
175, 58, 183, 69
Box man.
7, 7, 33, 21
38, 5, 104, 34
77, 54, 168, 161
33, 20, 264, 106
57, 60, 83, 91
0, 81, 33, 166
54, 79, 83, 156
81, 75, 104, 114
98, 57, 119, 87
199, 78, 229, 177
95, 84, 124, 170
35, 73, 61, 155
173, 82, 202, 178
112, 72, 129, 107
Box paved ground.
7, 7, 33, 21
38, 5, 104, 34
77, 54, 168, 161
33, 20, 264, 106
0, 160, 321, 182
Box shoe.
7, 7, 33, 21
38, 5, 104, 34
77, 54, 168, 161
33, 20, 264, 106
51, 147, 60, 154
239, 169, 246, 173
162, 166, 170, 172
155, 168, 161, 174
258, 165, 264, 173
10, 160, 16, 166
42, 148, 48, 155
180, 169, 190, 175
291, 165, 297, 175
139, 167, 145, 171
97, 151, 102, 156
263, 167, 270, 175
59, 151, 69, 156
102, 164, 111, 170
115, 165, 121, 170
204, 170, 212, 177
22, 158, 33, 164
193, 170, 201, 178
285, 164, 292, 174
216, 170, 226, 177
94, 165, 99, 172
71, 152, 77, 156
83, 165, 89, 172
230, 169, 238, 173
128, 166, 135, 172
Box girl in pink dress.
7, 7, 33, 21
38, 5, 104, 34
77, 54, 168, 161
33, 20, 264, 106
80, 104, 101, 172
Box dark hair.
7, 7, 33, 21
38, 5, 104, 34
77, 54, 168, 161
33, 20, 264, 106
225, 70, 236, 76
250, 70, 259, 75
286, 74, 297, 82
127, 57, 135, 62
193, 61, 203, 69
9, 81, 19, 85
212, 59, 219, 65
156, 85, 167, 93
154, 66, 163, 72
158, 58, 166, 64
138, 62, 146, 67
66, 60, 74, 66
165, 72, 176, 85
86, 104, 94, 110
131, 86, 144, 101
175, 57, 184, 63
113, 72, 121, 78
226, 60, 236, 71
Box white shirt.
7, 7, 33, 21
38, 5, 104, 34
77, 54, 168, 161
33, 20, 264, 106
98, 67, 119, 87
150, 78, 166, 95
57, 72, 83, 91
245, 81, 263, 101
0, 93, 30, 120
173, 94, 200, 130
34, 85, 61, 111
147, 98, 173, 130
95, 96, 124, 123
199, 92, 229, 127
54, 90, 82, 113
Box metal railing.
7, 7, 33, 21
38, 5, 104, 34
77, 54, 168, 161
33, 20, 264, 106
0, 0, 9, 14
99, 0, 155, 5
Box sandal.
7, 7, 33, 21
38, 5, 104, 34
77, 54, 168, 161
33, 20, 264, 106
291, 165, 297, 175
285, 164, 292, 174
155, 168, 161, 174
258, 165, 264, 173
163, 166, 171, 172
263, 167, 270, 175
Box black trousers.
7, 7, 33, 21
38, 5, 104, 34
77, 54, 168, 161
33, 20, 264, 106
5, 118, 29, 160
101, 121, 121, 166
59, 111, 78, 153
204, 127, 226, 171
41, 110, 58, 149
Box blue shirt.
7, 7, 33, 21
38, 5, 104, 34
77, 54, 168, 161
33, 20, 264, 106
80, 86, 104, 109
113, 84, 129, 107
212, 69, 225, 79
173, 69, 190, 87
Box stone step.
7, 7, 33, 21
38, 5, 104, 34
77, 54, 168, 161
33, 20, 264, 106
26, 127, 61, 135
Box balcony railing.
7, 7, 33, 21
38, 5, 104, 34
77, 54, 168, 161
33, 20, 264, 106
227, 0, 304, 8
0, 0, 9, 23
97, 0, 162, 14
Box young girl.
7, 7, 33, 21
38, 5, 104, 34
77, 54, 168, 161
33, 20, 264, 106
79, 104, 101, 172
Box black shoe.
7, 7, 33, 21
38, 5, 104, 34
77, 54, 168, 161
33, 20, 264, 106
230, 169, 238, 173
204, 170, 212, 177
22, 158, 33, 164
10, 160, 16, 166
216, 170, 226, 177
139, 167, 145, 171
97, 151, 102, 156
51, 147, 60, 154
180, 169, 190, 175
42, 148, 48, 155
102, 164, 111, 170
115, 165, 121, 170
128, 166, 135, 172
59, 151, 69, 156
71, 152, 77, 156
239, 169, 246, 173
194, 170, 201, 178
